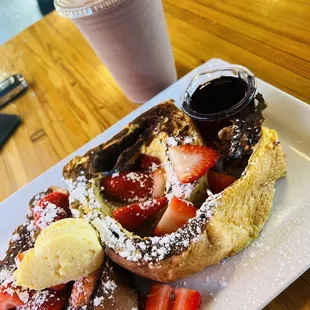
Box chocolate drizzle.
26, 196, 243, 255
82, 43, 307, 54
215, 93, 266, 176
218, 94, 267, 159
229, 93, 267, 158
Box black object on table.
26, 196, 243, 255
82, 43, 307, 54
0, 114, 21, 148
37, 0, 55, 15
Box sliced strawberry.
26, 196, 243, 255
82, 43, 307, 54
138, 154, 161, 171
34, 192, 70, 231
208, 171, 236, 194
113, 197, 168, 230
152, 169, 166, 198
102, 172, 154, 203
145, 284, 202, 310
0, 285, 24, 310
69, 270, 101, 308
154, 197, 197, 236
173, 288, 201, 310
38, 192, 69, 210
145, 283, 174, 310
169, 145, 219, 183
18, 289, 69, 310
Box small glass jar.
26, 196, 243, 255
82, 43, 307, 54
181, 65, 257, 141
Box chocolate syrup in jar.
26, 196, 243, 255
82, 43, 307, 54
185, 76, 255, 141
190, 77, 248, 115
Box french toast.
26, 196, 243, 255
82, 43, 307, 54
93, 127, 286, 281
63, 100, 286, 282
69, 259, 140, 310
0, 187, 140, 309
0, 186, 66, 282
0, 186, 71, 309
63, 100, 210, 219
1, 98, 286, 304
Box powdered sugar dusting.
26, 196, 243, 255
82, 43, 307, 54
11, 233, 20, 242
0, 270, 31, 303
93, 296, 104, 306
65, 175, 102, 217
89, 259, 119, 307
17, 290, 30, 303
26, 220, 36, 239
135, 198, 164, 211
0, 268, 13, 284
165, 161, 195, 201
103, 279, 117, 298
34, 202, 66, 229
26, 290, 53, 309
66, 176, 89, 207
184, 136, 194, 144
166, 137, 178, 147
93, 193, 221, 263
2, 270, 70, 308
166, 136, 196, 147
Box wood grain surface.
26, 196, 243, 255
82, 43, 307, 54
0, 0, 309, 308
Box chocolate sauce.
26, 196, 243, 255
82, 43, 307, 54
190, 76, 248, 115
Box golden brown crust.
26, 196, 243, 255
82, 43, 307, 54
62, 100, 205, 218
94, 127, 286, 282
63, 100, 203, 181
63, 100, 286, 282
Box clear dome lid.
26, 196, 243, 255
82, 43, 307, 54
54, 0, 126, 18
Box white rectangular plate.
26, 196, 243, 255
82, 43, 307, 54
1, 59, 309, 310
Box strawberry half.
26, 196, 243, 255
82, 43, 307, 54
18, 289, 70, 310
208, 171, 236, 194
70, 270, 101, 308
102, 172, 154, 203
173, 288, 202, 310
145, 283, 173, 310
138, 154, 161, 171
154, 197, 197, 236
145, 283, 202, 310
34, 192, 70, 231
0, 285, 24, 310
169, 145, 219, 183
152, 169, 166, 198
113, 197, 168, 230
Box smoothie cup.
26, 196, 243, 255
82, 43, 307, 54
54, 0, 177, 103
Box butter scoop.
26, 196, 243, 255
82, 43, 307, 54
14, 218, 104, 290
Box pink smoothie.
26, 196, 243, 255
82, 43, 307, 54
55, 0, 177, 102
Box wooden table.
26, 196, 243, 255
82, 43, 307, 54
0, 0, 309, 308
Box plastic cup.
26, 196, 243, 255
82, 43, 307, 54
54, 0, 177, 103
